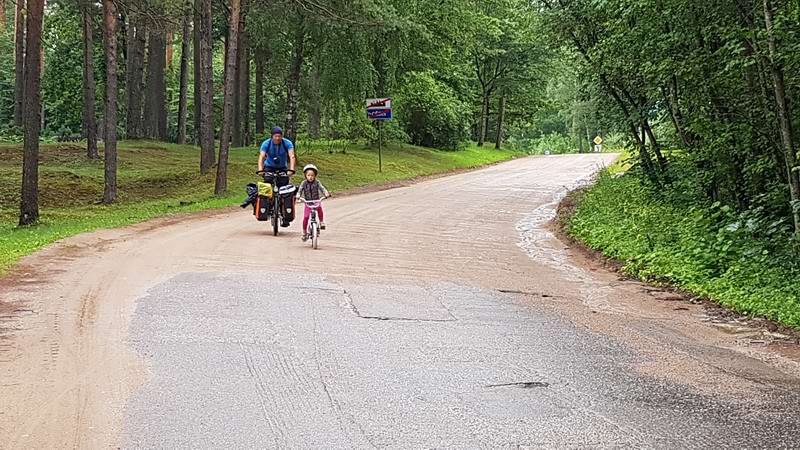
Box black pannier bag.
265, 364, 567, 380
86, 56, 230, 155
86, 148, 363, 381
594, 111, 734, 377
278, 184, 297, 222
254, 195, 271, 221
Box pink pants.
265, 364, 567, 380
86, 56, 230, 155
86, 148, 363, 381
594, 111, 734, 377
303, 204, 324, 231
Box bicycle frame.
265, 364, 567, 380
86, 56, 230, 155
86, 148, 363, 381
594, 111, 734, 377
302, 200, 323, 234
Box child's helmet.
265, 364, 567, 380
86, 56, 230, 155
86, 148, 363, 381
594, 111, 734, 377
303, 164, 318, 175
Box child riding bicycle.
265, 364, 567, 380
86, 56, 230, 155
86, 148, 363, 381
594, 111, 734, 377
298, 164, 330, 241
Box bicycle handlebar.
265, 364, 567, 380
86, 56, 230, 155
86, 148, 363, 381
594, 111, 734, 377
256, 169, 295, 176
298, 197, 328, 206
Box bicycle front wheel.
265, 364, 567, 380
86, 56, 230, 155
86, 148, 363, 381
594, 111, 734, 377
272, 197, 280, 236
311, 223, 319, 249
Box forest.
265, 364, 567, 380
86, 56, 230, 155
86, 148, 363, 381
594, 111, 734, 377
2, 0, 800, 322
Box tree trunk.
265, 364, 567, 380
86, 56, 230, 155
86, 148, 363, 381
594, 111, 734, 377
637, 122, 658, 183
193, 0, 201, 145
285, 15, 306, 143
103, 0, 118, 204
764, 0, 800, 233
177, 15, 190, 144
82, 0, 99, 159
125, 15, 146, 139
571, 99, 581, 153
662, 76, 693, 147
165, 32, 174, 68
19, 0, 43, 225
254, 47, 266, 137
232, 0, 248, 147
241, 41, 251, 146
495, 95, 506, 149
585, 126, 592, 153
307, 62, 321, 139
477, 89, 488, 147
13, 0, 25, 128
199, 0, 215, 173
643, 119, 668, 172
215, 0, 240, 195
144, 29, 167, 140
0, 0, 7, 32
232, 47, 241, 146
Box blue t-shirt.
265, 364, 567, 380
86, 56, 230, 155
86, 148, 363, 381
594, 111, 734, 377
259, 138, 294, 169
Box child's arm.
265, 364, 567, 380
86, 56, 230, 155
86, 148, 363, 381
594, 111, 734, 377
319, 181, 330, 198
297, 180, 306, 200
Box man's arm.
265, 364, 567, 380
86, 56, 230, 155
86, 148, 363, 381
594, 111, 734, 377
288, 149, 296, 173
258, 151, 266, 171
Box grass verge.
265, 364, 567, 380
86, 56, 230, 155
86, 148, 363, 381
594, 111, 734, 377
562, 169, 800, 329
0, 140, 522, 272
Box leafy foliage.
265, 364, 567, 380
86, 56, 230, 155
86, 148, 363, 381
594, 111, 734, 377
394, 72, 470, 150
569, 168, 800, 328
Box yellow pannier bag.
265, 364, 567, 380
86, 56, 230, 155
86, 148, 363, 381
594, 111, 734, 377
257, 182, 273, 198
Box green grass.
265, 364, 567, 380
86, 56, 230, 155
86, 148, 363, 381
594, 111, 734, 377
0, 140, 521, 271
567, 171, 800, 328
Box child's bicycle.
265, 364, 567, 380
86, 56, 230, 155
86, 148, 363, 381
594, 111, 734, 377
300, 198, 326, 249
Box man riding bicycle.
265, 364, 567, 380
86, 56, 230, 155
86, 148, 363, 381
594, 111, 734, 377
258, 126, 297, 177
258, 126, 297, 227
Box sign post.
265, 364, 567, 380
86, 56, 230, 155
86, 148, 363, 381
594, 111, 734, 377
378, 121, 383, 172
593, 135, 603, 153
367, 98, 392, 172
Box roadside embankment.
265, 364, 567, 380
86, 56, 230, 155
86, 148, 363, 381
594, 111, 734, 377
557, 170, 800, 330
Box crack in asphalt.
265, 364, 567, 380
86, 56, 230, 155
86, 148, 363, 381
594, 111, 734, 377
340, 288, 456, 323
310, 297, 378, 449
497, 288, 562, 298
486, 381, 551, 389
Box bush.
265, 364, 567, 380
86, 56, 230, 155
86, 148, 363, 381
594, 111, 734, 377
394, 72, 470, 150
568, 170, 800, 328
528, 132, 578, 155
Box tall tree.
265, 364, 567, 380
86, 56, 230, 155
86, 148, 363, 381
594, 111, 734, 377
254, 47, 267, 137
495, 94, 506, 149
198, 0, 214, 173
232, 0, 247, 147
192, 0, 201, 145
285, 14, 306, 143
240, 43, 251, 145
0, 0, 6, 32
165, 31, 174, 67
102, 0, 118, 204
19, 0, 44, 226
763, 0, 800, 233
307, 62, 321, 139
144, 28, 167, 140
125, 14, 146, 139
13, 0, 25, 128
215, 0, 240, 195
176, 14, 190, 144
82, 0, 99, 159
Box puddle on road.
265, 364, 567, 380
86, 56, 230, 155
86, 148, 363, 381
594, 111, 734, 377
515, 176, 623, 315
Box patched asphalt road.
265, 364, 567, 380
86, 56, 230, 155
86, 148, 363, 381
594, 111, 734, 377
3, 154, 800, 448
124, 272, 799, 448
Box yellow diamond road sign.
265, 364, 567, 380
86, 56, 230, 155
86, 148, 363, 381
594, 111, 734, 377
593, 136, 603, 145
